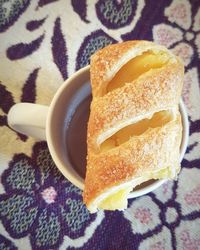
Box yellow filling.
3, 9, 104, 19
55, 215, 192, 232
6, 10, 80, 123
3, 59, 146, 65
98, 167, 175, 210
101, 110, 174, 151
107, 51, 169, 92
99, 187, 133, 210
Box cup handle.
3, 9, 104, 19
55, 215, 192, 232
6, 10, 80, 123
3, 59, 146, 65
8, 103, 49, 140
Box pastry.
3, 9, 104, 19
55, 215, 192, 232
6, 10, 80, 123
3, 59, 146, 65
83, 40, 184, 213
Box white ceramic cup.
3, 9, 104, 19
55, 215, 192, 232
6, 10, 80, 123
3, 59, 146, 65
8, 65, 189, 198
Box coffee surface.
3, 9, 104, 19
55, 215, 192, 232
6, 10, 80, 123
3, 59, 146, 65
66, 95, 92, 179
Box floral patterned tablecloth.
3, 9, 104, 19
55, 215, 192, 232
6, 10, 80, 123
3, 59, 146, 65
0, 0, 200, 249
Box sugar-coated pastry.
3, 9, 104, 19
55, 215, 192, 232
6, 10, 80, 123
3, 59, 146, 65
83, 40, 184, 213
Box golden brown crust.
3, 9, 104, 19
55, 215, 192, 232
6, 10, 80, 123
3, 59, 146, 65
83, 40, 184, 211
90, 40, 176, 96
83, 115, 182, 206
88, 61, 184, 151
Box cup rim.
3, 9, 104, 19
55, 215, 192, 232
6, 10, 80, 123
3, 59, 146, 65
46, 65, 189, 198
46, 65, 90, 190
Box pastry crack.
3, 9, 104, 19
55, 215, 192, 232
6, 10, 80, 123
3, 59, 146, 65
100, 109, 176, 152
106, 50, 170, 94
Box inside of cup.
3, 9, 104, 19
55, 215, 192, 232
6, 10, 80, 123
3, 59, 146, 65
66, 93, 91, 179
49, 68, 90, 189
50, 66, 188, 194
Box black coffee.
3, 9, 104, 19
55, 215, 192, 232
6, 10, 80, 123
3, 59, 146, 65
66, 95, 92, 179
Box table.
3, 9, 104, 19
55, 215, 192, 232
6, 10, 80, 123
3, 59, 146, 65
0, 0, 200, 249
